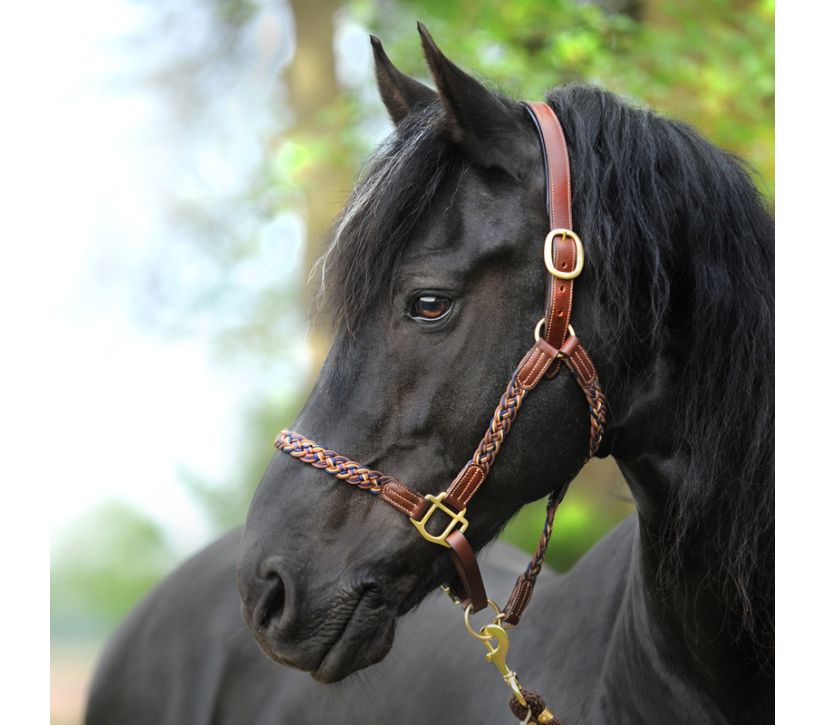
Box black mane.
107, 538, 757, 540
321, 84, 774, 657
548, 85, 773, 657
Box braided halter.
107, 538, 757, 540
275, 102, 606, 724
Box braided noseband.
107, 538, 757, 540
275, 432, 394, 494
275, 102, 606, 724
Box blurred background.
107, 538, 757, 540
48, 1, 773, 722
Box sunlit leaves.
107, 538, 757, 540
361, 0, 773, 196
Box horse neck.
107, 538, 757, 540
606, 358, 773, 721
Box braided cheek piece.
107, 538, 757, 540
274, 371, 606, 520
472, 376, 527, 471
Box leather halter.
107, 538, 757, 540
275, 102, 606, 628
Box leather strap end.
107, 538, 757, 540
564, 340, 597, 386
379, 482, 427, 519
443, 462, 485, 511
446, 530, 487, 613
560, 334, 580, 357
503, 574, 535, 626
544, 334, 581, 380
516, 339, 561, 389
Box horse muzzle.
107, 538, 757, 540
236, 553, 398, 682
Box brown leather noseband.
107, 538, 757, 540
275, 102, 607, 723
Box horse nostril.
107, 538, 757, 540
253, 558, 287, 629
259, 556, 281, 581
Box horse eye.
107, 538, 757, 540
410, 295, 452, 321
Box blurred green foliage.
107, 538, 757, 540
357, 0, 774, 196
52, 503, 176, 635
503, 476, 634, 572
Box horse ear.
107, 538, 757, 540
417, 22, 531, 176
371, 35, 437, 125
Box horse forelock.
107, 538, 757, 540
314, 103, 461, 334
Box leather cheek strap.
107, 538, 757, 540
525, 102, 577, 379
440, 104, 586, 620
379, 481, 427, 518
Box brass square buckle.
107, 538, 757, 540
410, 492, 469, 548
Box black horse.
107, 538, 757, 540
87, 26, 774, 724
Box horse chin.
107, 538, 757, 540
311, 559, 463, 681
310, 598, 398, 683
309, 561, 478, 681
244, 585, 399, 683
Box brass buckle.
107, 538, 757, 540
544, 228, 584, 279
410, 492, 468, 548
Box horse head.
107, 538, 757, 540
237, 24, 773, 697
237, 26, 604, 683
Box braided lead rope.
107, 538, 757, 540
274, 431, 398, 494
583, 377, 607, 459
510, 689, 561, 725
510, 688, 561, 725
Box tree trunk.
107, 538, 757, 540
286, 0, 351, 374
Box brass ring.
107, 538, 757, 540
463, 599, 503, 641
533, 319, 577, 344
544, 228, 584, 280
534, 317, 545, 343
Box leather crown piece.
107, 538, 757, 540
275, 101, 607, 626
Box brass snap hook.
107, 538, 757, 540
462, 599, 528, 707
